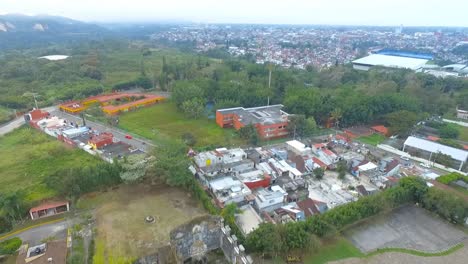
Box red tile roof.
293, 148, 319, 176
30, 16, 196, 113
297, 198, 320, 218
427, 135, 440, 141
323, 148, 336, 157
371, 125, 388, 135
312, 157, 327, 168
30, 201, 68, 213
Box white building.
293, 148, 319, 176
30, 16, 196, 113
352, 54, 429, 71
254, 186, 287, 213
403, 136, 468, 170
209, 177, 252, 207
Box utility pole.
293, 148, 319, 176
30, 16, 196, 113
32, 93, 39, 109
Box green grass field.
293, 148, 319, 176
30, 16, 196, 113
356, 133, 386, 146
118, 101, 243, 147
305, 238, 364, 264
0, 127, 101, 202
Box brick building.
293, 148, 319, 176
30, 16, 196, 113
216, 105, 289, 139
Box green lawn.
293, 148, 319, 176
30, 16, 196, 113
0, 127, 101, 202
447, 123, 468, 142
356, 133, 386, 146
305, 237, 364, 264
118, 101, 243, 147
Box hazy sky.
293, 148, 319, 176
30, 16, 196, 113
1, 0, 467, 26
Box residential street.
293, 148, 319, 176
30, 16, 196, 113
0, 218, 71, 246
0, 106, 57, 136
51, 110, 155, 152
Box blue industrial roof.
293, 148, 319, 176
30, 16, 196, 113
374, 49, 433, 60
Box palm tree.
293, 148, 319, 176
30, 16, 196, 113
331, 108, 343, 128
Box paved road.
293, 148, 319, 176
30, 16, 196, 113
0, 106, 57, 136
0, 117, 25, 136
51, 110, 155, 152
0, 219, 71, 246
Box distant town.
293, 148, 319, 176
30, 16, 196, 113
152, 25, 468, 72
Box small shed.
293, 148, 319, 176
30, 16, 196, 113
29, 201, 69, 220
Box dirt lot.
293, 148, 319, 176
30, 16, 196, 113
331, 240, 468, 264
77, 184, 206, 261
345, 205, 467, 253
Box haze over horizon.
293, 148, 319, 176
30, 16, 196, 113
1, 0, 468, 27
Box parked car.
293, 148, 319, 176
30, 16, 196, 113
125, 134, 133, 139
400, 155, 410, 161
420, 163, 430, 168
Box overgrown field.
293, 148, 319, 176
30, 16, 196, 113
77, 184, 206, 262
118, 101, 242, 147
0, 127, 101, 202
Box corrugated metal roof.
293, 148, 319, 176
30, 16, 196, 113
353, 54, 428, 70
404, 136, 468, 162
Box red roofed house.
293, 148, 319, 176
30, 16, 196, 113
297, 198, 328, 218
88, 132, 114, 150
25, 109, 50, 129
29, 201, 69, 220
216, 105, 289, 140
312, 157, 327, 169
371, 125, 389, 136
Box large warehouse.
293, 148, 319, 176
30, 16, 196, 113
403, 136, 468, 171
352, 49, 433, 71
352, 54, 429, 71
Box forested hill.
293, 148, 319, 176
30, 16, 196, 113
0, 14, 110, 49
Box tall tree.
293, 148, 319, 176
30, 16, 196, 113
385, 110, 419, 135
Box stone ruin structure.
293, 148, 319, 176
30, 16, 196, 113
169, 215, 253, 264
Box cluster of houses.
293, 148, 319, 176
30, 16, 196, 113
189, 135, 405, 236
25, 109, 143, 163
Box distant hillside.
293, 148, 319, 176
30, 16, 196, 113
0, 14, 111, 49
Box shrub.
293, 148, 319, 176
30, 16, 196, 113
439, 125, 459, 139
436, 172, 468, 184
0, 237, 22, 255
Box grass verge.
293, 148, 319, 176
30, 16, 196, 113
304, 238, 464, 264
